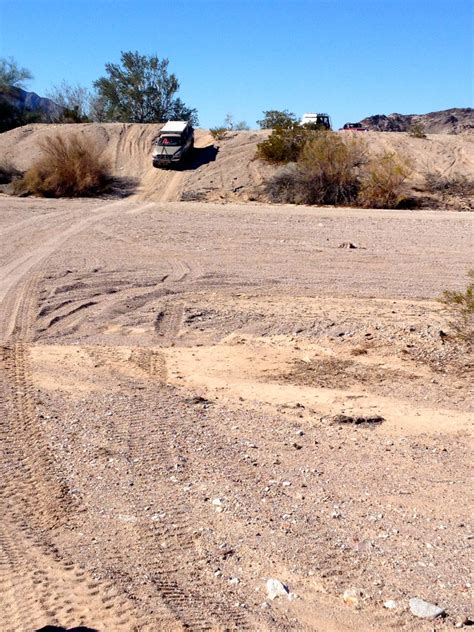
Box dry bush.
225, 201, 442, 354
440, 270, 474, 343
265, 163, 308, 204
210, 127, 228, 141
357, 152, 411, 208
424, 173, 474, 197
14, 134, 110, 197
265, 131, 366, 205
298, 132, 366, 204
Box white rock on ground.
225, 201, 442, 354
266, 578, 290, 600
343, 588, 362, 607
409, 597, 445, 619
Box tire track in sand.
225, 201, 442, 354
0, 198, 180, 630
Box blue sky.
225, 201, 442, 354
0, 0, 472, 129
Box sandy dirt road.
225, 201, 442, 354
0, 193, 473, 631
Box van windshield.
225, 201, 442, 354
158, 136, 182, 146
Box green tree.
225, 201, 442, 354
93, 51, 198, 124
0, 57, 39, 132
257, 109, 298, 129
0, 57, 33, 90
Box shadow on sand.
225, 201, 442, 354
35, 627, 99, 632
106, 176, 140, 197
178, 144, 219, 171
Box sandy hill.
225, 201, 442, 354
358, 108, 474, 134
0, 122, 473, 206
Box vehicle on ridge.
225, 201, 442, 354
300, 113, 332, 130
340, 122, 369, 132
152, 120, 194, 168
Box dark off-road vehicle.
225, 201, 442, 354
300, 113, 332, 130
341, 122, 369, 132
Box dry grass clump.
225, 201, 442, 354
263, 130, 411, 208
440, 270, 474, 343
14, 134, 110, 197
424, 173, 474, 198
210, 127, 228, 141
357, 152, 411, 208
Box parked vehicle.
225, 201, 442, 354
340, 122, 369, 132
152, 121, 194, 167
300, 113, 332, 130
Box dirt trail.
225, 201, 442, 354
1, 195, 472, 630
0, 198, 187, 631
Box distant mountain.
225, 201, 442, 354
0, 85, 62, 121
356, 108, 473, 134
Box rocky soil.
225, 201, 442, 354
0, 190, 472, 630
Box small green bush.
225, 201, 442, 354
409, 122, 427, 138
14, 134, 110, 197
257, 109, 298, 129
440, 270, 474, 343
256, 126, 315, 163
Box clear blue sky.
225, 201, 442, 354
1, 0, 472, 129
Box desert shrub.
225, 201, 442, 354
210, 127, 228, 141
262, 132, 411, 208
298, 132, 366, 204
440, 271, 474, 343
14, 133, 110, 197
265, 163, 308, 203
234, 120, 250, 131
424, 173, 474, 197
357, 152, 411, 208
0, 160, 21, 184
409, 122, 427, 138
265, 131, 366, 205
210, 113, 249, 140
257, 109, 298, 130
256, 125, 316, 163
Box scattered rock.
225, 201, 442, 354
211, 498, 224, 512
328, 414, 385, 425
266, 578, 290, 600
409, 597, 445, 620
229, 577, 240, 585
339, 241, 358, 249
343, 588, 362, 607
384, 599, 398, 609
187, 395, 212, 406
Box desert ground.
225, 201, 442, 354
0, 125, 473, 631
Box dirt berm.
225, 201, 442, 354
1, 122, 473, 205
